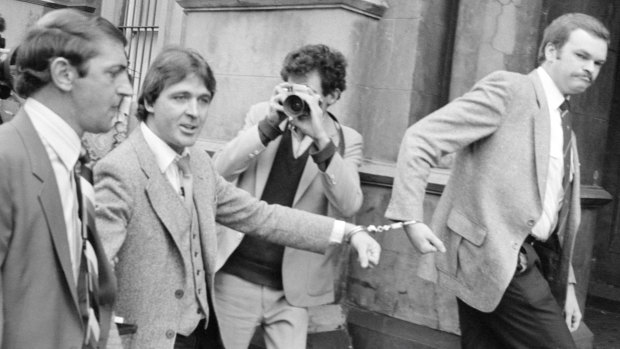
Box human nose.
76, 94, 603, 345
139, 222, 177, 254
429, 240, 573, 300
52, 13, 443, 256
185, 98, 198, 117
116, 73, 133, 97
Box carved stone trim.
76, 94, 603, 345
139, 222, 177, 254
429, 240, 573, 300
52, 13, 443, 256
176, 0, 388, 19
16, 0, 96, 12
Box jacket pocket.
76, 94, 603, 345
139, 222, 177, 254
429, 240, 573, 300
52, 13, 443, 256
438, 209, 488, 277
446, 209, 487, 246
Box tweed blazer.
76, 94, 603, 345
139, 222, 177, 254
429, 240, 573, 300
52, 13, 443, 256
214, 101, 363, 307
0, 109, 117, 349
386, 70, 581, 312
95, 127, 336, 349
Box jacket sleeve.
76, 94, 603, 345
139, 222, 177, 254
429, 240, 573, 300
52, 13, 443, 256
385, 71, 515, 222
318, 126, 363, 218
213, 102, 270, 181
211, 158, 335, 254
94, 159, 135, 265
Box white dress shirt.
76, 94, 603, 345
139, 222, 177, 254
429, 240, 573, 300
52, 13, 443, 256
140, 122, 189, 193
531, 67, 573, 241
25, 98, 83, 282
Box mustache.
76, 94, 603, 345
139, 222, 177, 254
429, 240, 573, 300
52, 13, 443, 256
573, 72, 593, 82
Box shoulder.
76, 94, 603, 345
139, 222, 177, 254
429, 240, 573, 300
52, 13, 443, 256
94, 132, 140, 181
247, 101, 270, 120
340, 124, 362, 145
476, 70, 530, 91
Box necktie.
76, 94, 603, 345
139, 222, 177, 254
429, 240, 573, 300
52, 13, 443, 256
74, 149, 101, 348
177, 154, 193, 211
555, 100, 573, 243
560, 100, 573, 190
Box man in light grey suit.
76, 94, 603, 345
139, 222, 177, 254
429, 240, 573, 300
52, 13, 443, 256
385, 13, 609, 348
94, 47, 380, 349
0, 9, 132, 349
213, 44, 363, 349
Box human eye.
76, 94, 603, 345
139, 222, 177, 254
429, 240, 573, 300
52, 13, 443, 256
198, 95, 212, 105
173, 94, 188, 101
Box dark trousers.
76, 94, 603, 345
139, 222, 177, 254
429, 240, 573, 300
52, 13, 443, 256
174, 311, 225, 349
457, 242, 576, 349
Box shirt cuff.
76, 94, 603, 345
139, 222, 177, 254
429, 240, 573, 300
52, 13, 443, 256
311, 140, 336, 171
258, 118, 284, 145
329, 220, 346, 244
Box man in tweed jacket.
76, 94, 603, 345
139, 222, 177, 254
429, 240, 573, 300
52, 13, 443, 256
95, 47, 380, 349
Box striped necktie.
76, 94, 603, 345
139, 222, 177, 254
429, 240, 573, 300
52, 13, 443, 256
75, 149, 101, 348
554, 100, 573, 243
560, 100, 573, 190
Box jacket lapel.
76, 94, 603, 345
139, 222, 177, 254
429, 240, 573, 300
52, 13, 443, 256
13, 110, 81, 311
529, 71, 551, 202
255, 136, 281, 198
131, 130, 190, 258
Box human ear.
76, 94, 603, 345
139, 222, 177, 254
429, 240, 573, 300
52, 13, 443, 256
544, 43, 559, 62
49, 57, 76, 92
324, 89, 341, 107
144, 100, 155, 113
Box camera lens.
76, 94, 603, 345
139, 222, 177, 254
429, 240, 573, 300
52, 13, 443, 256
283, 94, 308, 118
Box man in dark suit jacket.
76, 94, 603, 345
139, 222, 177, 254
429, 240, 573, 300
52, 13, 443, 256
0, 9, 132, 349
386, 13, 609, 348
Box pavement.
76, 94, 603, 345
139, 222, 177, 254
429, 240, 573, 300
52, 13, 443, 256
586, 294, 620, 349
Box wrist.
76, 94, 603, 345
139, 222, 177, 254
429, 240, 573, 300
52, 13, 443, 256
344, 225, 367, 244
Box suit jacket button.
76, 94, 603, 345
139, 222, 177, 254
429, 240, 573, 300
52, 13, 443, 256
175, 289, 184, 298
166, 329, 175, 339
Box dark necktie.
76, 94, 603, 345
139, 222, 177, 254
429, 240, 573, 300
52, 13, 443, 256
555, 100, 573, 243
560, 100, 573, 191
74, 149, 101, 348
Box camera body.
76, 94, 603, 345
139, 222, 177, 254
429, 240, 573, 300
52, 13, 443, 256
282, 94, 309, 118
280, 84, 322, 119
0, 47, 17, 99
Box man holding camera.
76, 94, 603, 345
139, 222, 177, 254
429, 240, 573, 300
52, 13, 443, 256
213, 44, 363, 348
0, 9, 132, 349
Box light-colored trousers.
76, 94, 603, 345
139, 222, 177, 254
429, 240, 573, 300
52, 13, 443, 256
214, 271, 309, 349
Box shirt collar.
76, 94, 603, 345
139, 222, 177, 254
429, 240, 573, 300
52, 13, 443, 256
140, 122, 189, 173
536, 67, 567, 111
24, 97, 81, 170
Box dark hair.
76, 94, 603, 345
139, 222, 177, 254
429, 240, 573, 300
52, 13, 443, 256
15, 9, 127, 97
0, 15, 6, 33
537, 13, 609, 64
280, 44, 347, 96
136, 46, 216, 121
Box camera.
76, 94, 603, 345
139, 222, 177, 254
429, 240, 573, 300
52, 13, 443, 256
0, 47, 17, 99
282, 94, 310, 118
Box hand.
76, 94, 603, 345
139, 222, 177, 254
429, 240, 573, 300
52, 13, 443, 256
564, 284, 582, 332
281, 84, 330, 148
266, 83, 290, 126
404, 223, 446, 254
349, 230, 381, 268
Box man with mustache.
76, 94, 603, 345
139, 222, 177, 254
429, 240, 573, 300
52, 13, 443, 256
386, 13, 609, 348
0, 9, 132, 349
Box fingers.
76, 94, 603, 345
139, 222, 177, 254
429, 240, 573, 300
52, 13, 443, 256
351, 232, 381, 269
357, 249, 369, 268
566, 309, 582, 332
404, 223, 445, 254
428, 233, 446, 253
